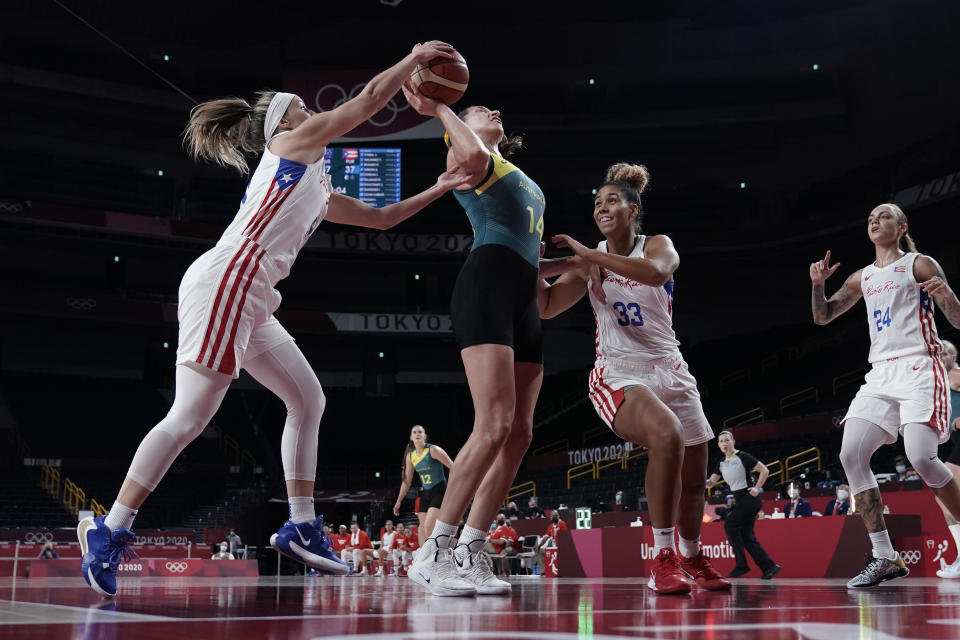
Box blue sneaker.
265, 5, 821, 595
270, 515, 348, 575
77, 516, 137, 598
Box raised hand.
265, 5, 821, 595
410, 41, 456, 65
552, 234, 595, 261
810, 250, 840, 285
401, 81, 441, 117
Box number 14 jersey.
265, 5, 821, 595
861, 252, 943, 364
587, 236, 681, 365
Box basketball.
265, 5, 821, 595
407, 52, 469, 106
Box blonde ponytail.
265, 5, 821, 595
182, 90, 275, 175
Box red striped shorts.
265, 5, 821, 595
176, 240, 291, 378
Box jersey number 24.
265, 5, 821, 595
873, 306, 892, 332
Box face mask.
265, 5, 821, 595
551, 516, 559, 524
837, 490, 849, 500
788, 489, 799, 499
497, 520, 505, 527
896, 465, 907, 474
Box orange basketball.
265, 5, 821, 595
407, 51, 469, 106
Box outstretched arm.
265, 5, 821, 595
916, 255, 960, 330
539, 267, 590, 319
324, 168, 472, 230
274, 42, 456, 158
551, 234, 679, 287
810, 250, 863, 325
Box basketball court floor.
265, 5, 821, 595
2, 575, 959, 639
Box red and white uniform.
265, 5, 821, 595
176, 133, 332, 377
843, 253, 951, 440
380, 529, 397, 552
542, 519, 568, 546
586, 236, 713, 446
489, 524, 520, 553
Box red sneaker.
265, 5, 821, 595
679, 550, 732, 590
647, 548, 692, 594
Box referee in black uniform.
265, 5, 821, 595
706, 431, 782, 579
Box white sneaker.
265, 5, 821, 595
375, 567, 384, 577
938, 558, 960, 579
453, 546, 511, 595
408, 539, 476, 597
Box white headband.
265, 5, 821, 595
263, 92, 297, 141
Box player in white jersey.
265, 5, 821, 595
76, 41, 471, 598
537, 163, 729, 594
810, 202, 960, 588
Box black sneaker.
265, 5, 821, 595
728, 567, 749, 578
761, 564, 782, 580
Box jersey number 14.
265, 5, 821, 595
526, 206, 544, 239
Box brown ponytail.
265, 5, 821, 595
883, 203, 918, 253
182, 90, 275, 175
451, 106, 524, 158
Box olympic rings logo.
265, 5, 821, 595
899, 550, 922, 565
313, 83, 411, 128
165, 561, 189, 573
66, 297, 97, 311
23, 532, 54, 543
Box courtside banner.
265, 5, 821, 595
284, 71, 445, 141
328, 313, 453, 334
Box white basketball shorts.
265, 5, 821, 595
843, 354, 951, 444
176, 241, 292, 378
588, 353, 714, 446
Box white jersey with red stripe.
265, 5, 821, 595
174, 136, 331, 377
587, 235, 681, 366
861, 252, 943, 364
842, 251, 951, 437
218, 133, 332, 285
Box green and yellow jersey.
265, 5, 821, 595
453, 154, 545, 268
411, 444, 446, 490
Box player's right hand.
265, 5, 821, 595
809, 250, 840, 285
392, 504, 401, 516
410, 41, 456, 65
401, 81, 441, 117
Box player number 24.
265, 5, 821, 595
873, 306, 892, 332
613, 302, 644, 327
526, 206, 544, 239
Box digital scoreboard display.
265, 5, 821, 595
323, 147, 401, 208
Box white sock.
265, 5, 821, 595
454, 525, 487, 559
679, 535, 700, 559
428, 520, 459, 549
653, 527, 676, 553
949, 524, 960, 555
288, 497, 315, 524
104, 501, 138, 532
869, 530, 896, 560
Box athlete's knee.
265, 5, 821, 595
906, 450, 953, 488
507, 418, 533, 450
646, 419, 684, 458
476, 410, 516, 450
156, 412, 207, 448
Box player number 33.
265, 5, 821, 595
613, 301, 644, 327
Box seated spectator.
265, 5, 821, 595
37, 541, 60, 559
526, 496, 545, 519
486, 514, 520, 573
392, 523, 419, 575
343, 522, 375, 575
226, 528, 243, 559
903, 468, 922, 483
376, 520, 397, 576
331, 525, 350, 555
824, 484, 852, 516
893, 454, 909, 481
505, 502, 521, 520
212, 541, 234, 560
535, 512, 568, 571
783, 483, 813, 518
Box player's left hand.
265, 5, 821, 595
588, 264, 606, 303
436, 166, 473, 191
920, 275, 954, 301
748, 488, 760, 497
